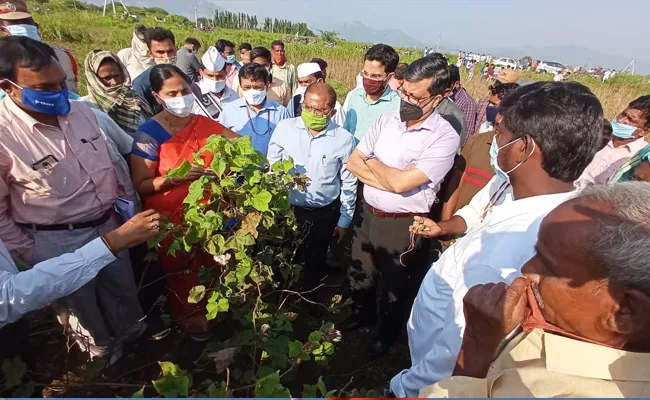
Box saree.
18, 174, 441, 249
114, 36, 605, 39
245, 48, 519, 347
609, 143, 650, 183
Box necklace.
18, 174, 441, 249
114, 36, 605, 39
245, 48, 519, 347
162, 112, 191, 134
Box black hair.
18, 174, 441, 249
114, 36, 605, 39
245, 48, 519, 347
601, 118, 613, 150
239, 42, 252, 52
145, 27, 175, 49
215, 39, 235, 53
134, 24, 148, 40
184, 37, 201, 48
628, 95, 650, 128
150, 64, 191, 93
448, 65, 460, 86
402, 56, 450, 96
0, 36, 58, 82
311, 57, 328, 71
239, 62, 270, 84
499, 81, 603, 182
394, 63, 409, 80
249, 47, 272, 64
305, 82, 337, 109
271, 40, 284, 49
365, 44, 399, 74
490, 83, 519, 100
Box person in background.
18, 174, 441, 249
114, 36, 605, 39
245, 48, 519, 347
83, 50, 153, 136
421, 183, 650, 397
216, 39, 239, 88
132, 27, 177, 114
0, 0, 79, 93
233, 47, 292, 107
472, 69, 519, 137
342, 44, 400, 141
345, 56, 459, 358
467, 60, 476, 81
610, 144, 650, 183
311, 57, 329, 80
117, 25, 154, 80
476, 82, 519, 135
219, 62, 289, 156
575, 95, 650, 187
0, 36, 146, 361
391, 82, 603, 397
130, 64, 238, 340
448, 65, 477, 145
190, 46, 239, 121
239, 42, 252, 65
271, 40, 298, 97
267, 82, 357, 308
176, 37, 201, 83
427, 54, 466, 142
388, 62, 408, 91
286, 63, 344, 126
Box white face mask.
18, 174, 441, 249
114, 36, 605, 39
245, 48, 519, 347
243, 89, 267, 106
199, 77, 226, 94
159, 94, 195, 117
295, 85, 308, 97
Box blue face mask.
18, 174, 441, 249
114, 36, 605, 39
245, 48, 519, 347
225, 55, 236, 64
6, 24, 41, 41
489, 136, 535, 182
611, 118, 638, 140
7, 81, 71, 116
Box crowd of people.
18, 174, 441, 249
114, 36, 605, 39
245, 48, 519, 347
1, 0, 650, 396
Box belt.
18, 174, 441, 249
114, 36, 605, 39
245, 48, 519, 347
19, 210, 112, 231
368, 205, 427, 219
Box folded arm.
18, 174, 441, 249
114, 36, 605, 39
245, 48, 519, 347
366, 158, 430, 194
346, 150, 389, 191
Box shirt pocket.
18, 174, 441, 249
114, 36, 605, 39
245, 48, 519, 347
70, 134, 114, 175
317, 155, 340, 182
20, 155, 85, 198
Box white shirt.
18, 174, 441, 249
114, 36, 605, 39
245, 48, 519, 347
390, 177, 576, 397
0, 237, 115, 328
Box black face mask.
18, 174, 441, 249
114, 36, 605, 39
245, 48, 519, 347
400, 100, 424, 122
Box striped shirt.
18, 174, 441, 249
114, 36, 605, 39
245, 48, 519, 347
450, 86, 478, 145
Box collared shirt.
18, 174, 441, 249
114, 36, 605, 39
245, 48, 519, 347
232, 74, 292, 107
267, 118, 358, 228
0, 97, 117, 260
420, 328, 650, 398
218, 97, 290, 156
356, 110, 459, 213
132, 65, 160, 114
471, 96, 491, 139
342, 86, 400, 141
575, 137, 649, 187
0, 237, 115, 329
271, 62, 298, 97
191, 83, 240, 121
451, 86, 478, 145
225, 63, 240, 89
176, 47, 202, 83
390, 183, 575, 397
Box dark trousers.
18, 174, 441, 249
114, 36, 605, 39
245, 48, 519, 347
348, 203, 432, 343
294, 200, 341, 292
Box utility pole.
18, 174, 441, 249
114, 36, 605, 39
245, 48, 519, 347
435, 33, 441, 53
194, 0, 198, 29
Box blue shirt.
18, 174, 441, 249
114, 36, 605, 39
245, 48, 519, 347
267, 118, 358, 228
342, 86, 400, 142
132, 65, 161, 115
218, 97, 289, 156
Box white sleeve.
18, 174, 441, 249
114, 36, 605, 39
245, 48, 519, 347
333, 101, 345, 127
91, 109, 134, 153
0, 238, 115, 328
454, 176, 500, 232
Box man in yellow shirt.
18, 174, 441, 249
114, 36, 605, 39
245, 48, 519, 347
270, 40, 298, 98
421, 182, 650, 398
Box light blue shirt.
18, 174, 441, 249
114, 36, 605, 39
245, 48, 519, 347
267, 117, 358, 228
218, 97, 290, 156
342, 86, 400, 141
0, 237, 115, 328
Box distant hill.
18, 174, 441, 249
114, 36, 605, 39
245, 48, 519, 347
312, 21, 430, 49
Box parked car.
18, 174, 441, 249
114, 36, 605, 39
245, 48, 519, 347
493, 57, 518, 69
537, 61, 566, 74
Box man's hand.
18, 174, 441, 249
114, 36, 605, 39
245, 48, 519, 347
409, 216, 443, 238
103, 209, 164, 253
333, 226, 347, 243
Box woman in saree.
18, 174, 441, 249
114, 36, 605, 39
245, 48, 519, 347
130, 64, 238, 340
609, 143, 650, 183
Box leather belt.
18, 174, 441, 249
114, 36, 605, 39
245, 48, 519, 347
368, 205, 427, 219
19, 210, 112, 231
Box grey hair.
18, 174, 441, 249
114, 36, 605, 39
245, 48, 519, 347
579, 182, 650, 296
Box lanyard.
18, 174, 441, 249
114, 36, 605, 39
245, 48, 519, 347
481, 181, 511, 221
245, 107, 271, 136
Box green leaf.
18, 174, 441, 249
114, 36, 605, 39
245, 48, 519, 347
281, 158, 294, 173
152, 362, 191, 398
184, 179, 206, 205
206, 234, 225, 256
187, 285, 206, 304
210, 157, 227, 177
80, 357, 105, 381
302, 376, 328, 398
206, 292, 229, 320
308, 331, 321, 344
131, 386, 145, 398
323, 341, 335, 355
250, 190, 273, 212
235, 258, 252, 283
165, 160, 192, 178
2, 357, 26, 389
224, 232, 255, 252
167, 239, 182, 256
288, 340, 302, 358
254, 370, 291, 398
198, 266, 212, 284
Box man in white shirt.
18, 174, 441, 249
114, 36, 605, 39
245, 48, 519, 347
286, 62, 343, 126
191, 46, 239, 121
390, 82, 605, 397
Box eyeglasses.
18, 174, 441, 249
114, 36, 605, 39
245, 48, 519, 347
360, 70, 387, 81
396, 86, 435, 107
303, 104, 332, 116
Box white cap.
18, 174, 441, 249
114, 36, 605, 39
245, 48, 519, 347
201, 47, 226, 72
297, 62, 321, 79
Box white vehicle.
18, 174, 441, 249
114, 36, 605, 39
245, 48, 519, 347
493, 57, 518, 69
537, 61, 566, 74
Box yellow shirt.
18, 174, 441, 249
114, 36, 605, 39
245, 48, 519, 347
420, 328, 650, 398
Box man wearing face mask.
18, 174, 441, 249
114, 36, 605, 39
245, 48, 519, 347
575, 95, 650, 188
390, 82, 604, 398
117, 25, 154, 80
0, 37, 146, 362
342, 44, 400, 142
0, 0, 79, 94
345, 56, 459, 358
190, 46, 239, 121
286, 63, 344, 126
176, 37, 202, 83
216, 39, 240, 88
132, 27, 177, 115
268, 82, 357, 307
218, 62, 289, 156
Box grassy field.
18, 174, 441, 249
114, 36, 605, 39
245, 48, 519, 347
34, 4, 649, 118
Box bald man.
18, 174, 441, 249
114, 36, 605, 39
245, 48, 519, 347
268, 83, 357, 309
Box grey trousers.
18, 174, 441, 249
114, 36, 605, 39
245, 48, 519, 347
27, 213, 144, 356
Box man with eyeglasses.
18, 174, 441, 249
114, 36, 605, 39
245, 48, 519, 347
341, 44, 400, 142
267, 82, 357, 310
344, 56, 459, 359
